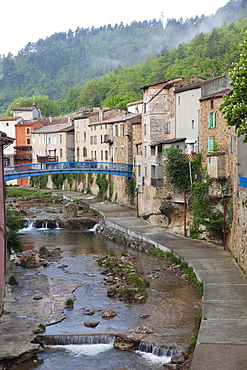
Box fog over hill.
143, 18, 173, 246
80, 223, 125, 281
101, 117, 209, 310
0, 0, 246, 115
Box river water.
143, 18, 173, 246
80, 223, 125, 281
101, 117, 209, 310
13, 220, 201, 370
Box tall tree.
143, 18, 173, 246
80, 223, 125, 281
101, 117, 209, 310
219, 31, 247, 141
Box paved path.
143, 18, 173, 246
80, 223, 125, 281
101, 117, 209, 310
54, 191, 247, 370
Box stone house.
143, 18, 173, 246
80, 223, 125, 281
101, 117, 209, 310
230, 137, 247, 269
136, 77, 206, 225
199, 77, 234, 184
74, 107, 141, 203
31, 121, 75, 163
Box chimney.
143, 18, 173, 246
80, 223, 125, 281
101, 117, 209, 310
99, 107, 104, 121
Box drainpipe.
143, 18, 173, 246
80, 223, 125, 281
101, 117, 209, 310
184, 190, 187, 237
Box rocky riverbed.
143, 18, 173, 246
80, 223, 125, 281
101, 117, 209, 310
1, 191, 201, 369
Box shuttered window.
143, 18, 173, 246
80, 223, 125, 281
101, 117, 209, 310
207, 137, 215, 153
208, 112, 216, 128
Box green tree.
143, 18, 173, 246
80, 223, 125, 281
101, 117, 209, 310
219, 30, 247, 141
6, 210, 23, 252
163, 147, 191, 192
5, 95, 59, 117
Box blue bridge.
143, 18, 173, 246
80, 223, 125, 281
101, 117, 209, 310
4, 161, 133, 181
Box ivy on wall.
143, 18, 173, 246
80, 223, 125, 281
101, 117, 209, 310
96, 174, 108, 199
126, 176, 136, 205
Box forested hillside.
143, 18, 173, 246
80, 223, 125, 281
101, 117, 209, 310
1, 0, 247, 116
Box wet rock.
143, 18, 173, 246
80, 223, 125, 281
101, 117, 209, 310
163, 364, 178, 369
171, 354, 185, 364
113, 333, 142, 351
84, 321, 100, 328
139, 313, 149, 319
63, 202, 78, 218
84, 309, 95, 316
59, 217, 99, 230
102, 309, 117, 318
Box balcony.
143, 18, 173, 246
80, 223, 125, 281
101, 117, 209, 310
37, 156, 58, 163
103, 135, 113, 145
150, 155, 163, 166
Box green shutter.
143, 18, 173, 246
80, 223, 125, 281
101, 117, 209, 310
208, 112, 216, 128
207, 137, 214, 152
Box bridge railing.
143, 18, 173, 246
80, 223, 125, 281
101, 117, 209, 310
4, 161, 133, 180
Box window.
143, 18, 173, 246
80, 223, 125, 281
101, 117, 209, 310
26, 128, 30, 135
230, 135, 234, 153
60, 149, 62, 157
105, 151, 108, 160
144, 103, 146, 114
6, 122, 9, 126
178, 96, 181, 106
77, 147, 79, 158
48, 137, 51, 144
94, 136, 97, 144
101, 150, 103, 160
120, 124, 124, 136
164, 122, 170, 134
208, 112, 216, 128
144, 124, 147, 135
83, 147, 87, 157
145, 146, 147, 158
207, 137, 215, 153
83, 132, 86, 140
60, 134, 62, 143
210, 100, 214, 110
192, 120, 195, 129
90, 136, 93, 144
115, 125, 118, 137
27, 138, 31, 145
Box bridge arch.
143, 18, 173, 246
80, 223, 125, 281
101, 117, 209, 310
4, 161, 133, 181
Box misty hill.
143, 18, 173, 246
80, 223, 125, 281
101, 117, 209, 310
0, 0, 247, 115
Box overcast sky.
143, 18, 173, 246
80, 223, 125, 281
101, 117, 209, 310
1, 0, 229, 56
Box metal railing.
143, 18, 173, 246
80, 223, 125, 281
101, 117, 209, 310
4, 161, 133, 181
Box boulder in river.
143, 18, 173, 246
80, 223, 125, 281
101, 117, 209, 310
101, 309, 117, 318
84, 321, 100, 328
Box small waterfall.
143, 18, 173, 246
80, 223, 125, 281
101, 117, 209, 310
138, 342, 180, 357
20, 219, 36, 232
55, 221, 61, 229
40, 221, 48, 230
88, 222, 100, 232
38, 334, 115, 346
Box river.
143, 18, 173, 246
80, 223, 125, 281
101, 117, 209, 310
12, 219, 201, 370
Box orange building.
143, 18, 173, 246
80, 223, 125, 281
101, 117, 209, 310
14, 120, 45, 185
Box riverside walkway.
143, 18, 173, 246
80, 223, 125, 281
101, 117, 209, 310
56, 190, 247, 370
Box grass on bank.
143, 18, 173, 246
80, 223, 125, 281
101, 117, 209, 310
6, 187, 50, 198
148, 247, 203, 298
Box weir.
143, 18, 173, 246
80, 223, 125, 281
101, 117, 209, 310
37, 334, 115, 346
36, 334, 180, 358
